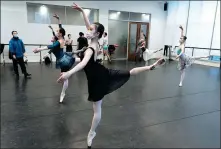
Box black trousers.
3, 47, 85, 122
12, 57, 27, 75
164, 45, 169, 56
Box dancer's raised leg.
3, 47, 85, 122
130, 58, 165, 76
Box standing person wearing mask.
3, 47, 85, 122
9, 31, 31, 78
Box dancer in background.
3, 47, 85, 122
66, 34, 73, 52
102, 32, 111, 63
57, 3, 165, 148
135, 31, 146, 63
176, 25, 209, 87
33, 14, 84, 103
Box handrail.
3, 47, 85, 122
2, 43, 77, 46
1, 43, 77, 65
174, 46, 220, 51
174, 46, 220, 58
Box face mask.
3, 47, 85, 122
13, 35, 18, 38
86, 30, 96, 39
56, 33, 60, 38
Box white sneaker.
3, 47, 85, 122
60, 93, 65, 103
87, 131, 96, 147
179, 83, 182, 87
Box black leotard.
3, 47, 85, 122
80, 47, 130, 102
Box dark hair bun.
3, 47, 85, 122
94, 22, 104, 39
59, 28, 66, 37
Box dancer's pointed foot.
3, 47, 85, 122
59, 93, 65, 103
87, 131, 96, 148
150, 58, 166, 70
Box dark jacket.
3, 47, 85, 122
9, 37, 25, 58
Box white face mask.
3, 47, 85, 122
86, 30, 96, 39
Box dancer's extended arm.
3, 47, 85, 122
71, 3, 91, 30
57, 48, 93, 82
33, 41, 60, 53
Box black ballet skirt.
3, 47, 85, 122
80, 47, 130, 102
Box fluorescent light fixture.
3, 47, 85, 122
84, 9, 91, 16
40, 5, 48, 15
109, 13, 118, 19
116, 11, 121, 15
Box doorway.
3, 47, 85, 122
128, 22, 149, 61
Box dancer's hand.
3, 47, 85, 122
13, 55, 16, 60
33, 48, 40, 53
57, 72, 71, 83
23, 53, 27, 58
71, 3, 83, 12
48, 25, 53, 30
53, 14, 60, 20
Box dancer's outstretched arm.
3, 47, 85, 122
72, 46, 87, 54
57, 48, 93, 83
179, 25, 184, 37
33, 41, 60, 53
48, 25, 56, 37
71, 3, 91, 30
53, 14, 62, 27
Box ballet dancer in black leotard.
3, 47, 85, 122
57, 3, 165, 148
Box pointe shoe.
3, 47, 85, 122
59, 93, 65, 103
157, 58, 166, 66
87, 131, 96, 148
179, 83, 182, 87
150, 58, 166, 70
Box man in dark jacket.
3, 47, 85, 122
9, 31, 31, 78
77, 32, 88, 57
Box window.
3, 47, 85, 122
130, 12, 150, 22
26, 2, 99, 25
108, 10, 129, 21
66, 7, 99, 25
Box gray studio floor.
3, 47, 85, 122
1, 60, 220, 148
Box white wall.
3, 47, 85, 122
1, 1, 167, 63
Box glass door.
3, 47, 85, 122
128, 22, 149, 61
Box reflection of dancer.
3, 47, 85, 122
135, 32, 146, 63
57, 3, 165, 148
176, 25, 209, 87
33, 14, 84, 103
